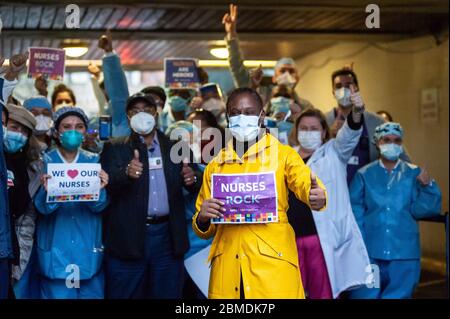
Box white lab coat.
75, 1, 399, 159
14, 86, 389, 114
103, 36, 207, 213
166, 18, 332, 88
294, 120, 371, 298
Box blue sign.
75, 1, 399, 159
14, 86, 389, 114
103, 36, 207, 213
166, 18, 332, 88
164, 58, 200, 89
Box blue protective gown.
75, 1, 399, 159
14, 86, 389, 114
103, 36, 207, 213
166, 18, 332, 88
34, 148, 108, 298
349, 159, 441, 298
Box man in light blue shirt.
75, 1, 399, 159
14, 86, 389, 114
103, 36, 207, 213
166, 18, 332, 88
146, 134, 170, 216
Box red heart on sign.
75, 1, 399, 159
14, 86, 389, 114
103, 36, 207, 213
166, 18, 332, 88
67, 169, 79, 179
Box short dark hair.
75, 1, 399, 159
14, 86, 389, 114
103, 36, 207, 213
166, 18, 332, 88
51, 83, 76, 107
376, 110, 393, 122
331, 69, 359, 88
197, 67, 209, 85
188, 109, 220, 129
141, 86, 167, 104
226, 87, 263, 112
272, 84, 295, 99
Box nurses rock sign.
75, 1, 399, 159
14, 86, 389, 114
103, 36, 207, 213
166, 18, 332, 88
211, 172, 278, 224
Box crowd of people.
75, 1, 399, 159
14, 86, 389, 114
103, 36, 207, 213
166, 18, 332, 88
0, 4, 443, 300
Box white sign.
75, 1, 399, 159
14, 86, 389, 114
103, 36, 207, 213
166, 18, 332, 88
420, 88, 439, 123
184, 245, 211, 297
46, 163, 101, 203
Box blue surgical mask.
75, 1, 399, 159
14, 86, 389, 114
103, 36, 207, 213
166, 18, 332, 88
4, 130, 28, 153
2, 126, 7, 140
228, 112, 262, 142
334, 87, 352, 107
169, 96, 188, 112
60, 130, 84, 151
270, 96, 291, 114
379, 143, 403, 161
277, 120, 293, 133
264, 118, 277, 128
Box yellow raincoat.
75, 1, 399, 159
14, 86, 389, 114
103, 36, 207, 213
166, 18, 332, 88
193, 133, 327, 299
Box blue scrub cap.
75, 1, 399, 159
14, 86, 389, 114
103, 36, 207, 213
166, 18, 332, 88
23, 96, 52, 111
275, 57, 297, 70
374, 122, 404, 142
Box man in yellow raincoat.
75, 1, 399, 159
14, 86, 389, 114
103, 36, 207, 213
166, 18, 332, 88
193, 88, 327, 299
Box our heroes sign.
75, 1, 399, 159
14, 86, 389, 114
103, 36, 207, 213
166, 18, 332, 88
46, 163, 101, 203
28, 47, 65, 80
164, 58, 200, 89
211, 172, 278, 224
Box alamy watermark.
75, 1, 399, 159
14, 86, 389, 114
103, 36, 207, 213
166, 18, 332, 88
167, 120, 281, 168
66, 4, 80, 29
365, 263, 380, 289
65, 264, 80, 289
365, 4, 380, 29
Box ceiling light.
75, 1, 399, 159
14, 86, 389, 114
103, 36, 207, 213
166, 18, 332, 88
61, 40, 89, 58
209, 47, 229, 59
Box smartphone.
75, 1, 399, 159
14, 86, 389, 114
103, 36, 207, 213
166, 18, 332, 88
199, 83, 223, 100
99, 115, 112, 141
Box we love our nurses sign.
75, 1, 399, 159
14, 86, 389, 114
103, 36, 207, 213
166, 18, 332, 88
164, 58, 200, 89
28, 47, 65, 80
211, 172, 278, 224
46, 163, 101, 203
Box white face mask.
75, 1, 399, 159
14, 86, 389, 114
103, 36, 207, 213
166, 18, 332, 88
34, 115, 53, 135
228, 113, 261, 142
54, 103, 74, 112
130, 112, 156, 135
334, 88, 352, 107
297, 130, 323, 151
202, 98, 226, 112
276, 71, 297, 88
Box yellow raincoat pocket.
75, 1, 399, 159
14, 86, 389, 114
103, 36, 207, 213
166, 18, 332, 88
256, 237, 298, 268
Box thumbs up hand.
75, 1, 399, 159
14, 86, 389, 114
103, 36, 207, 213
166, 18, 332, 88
350, 84, 364, 123
181, 158, 196, 186
350, 84, 364, 112
330, 108, 345, 137
126, 149, 144, 179
417, 166, 431, 186
4, 52, 29, 81
309, 172, 326, 211
98, 29, 113, 53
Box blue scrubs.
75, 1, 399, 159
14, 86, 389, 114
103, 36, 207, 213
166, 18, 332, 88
34, 149, 109, 299
349, 159, 441, 298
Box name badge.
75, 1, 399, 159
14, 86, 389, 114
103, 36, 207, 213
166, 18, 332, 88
348, 156, 359, 166
149, 157, 163, 170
